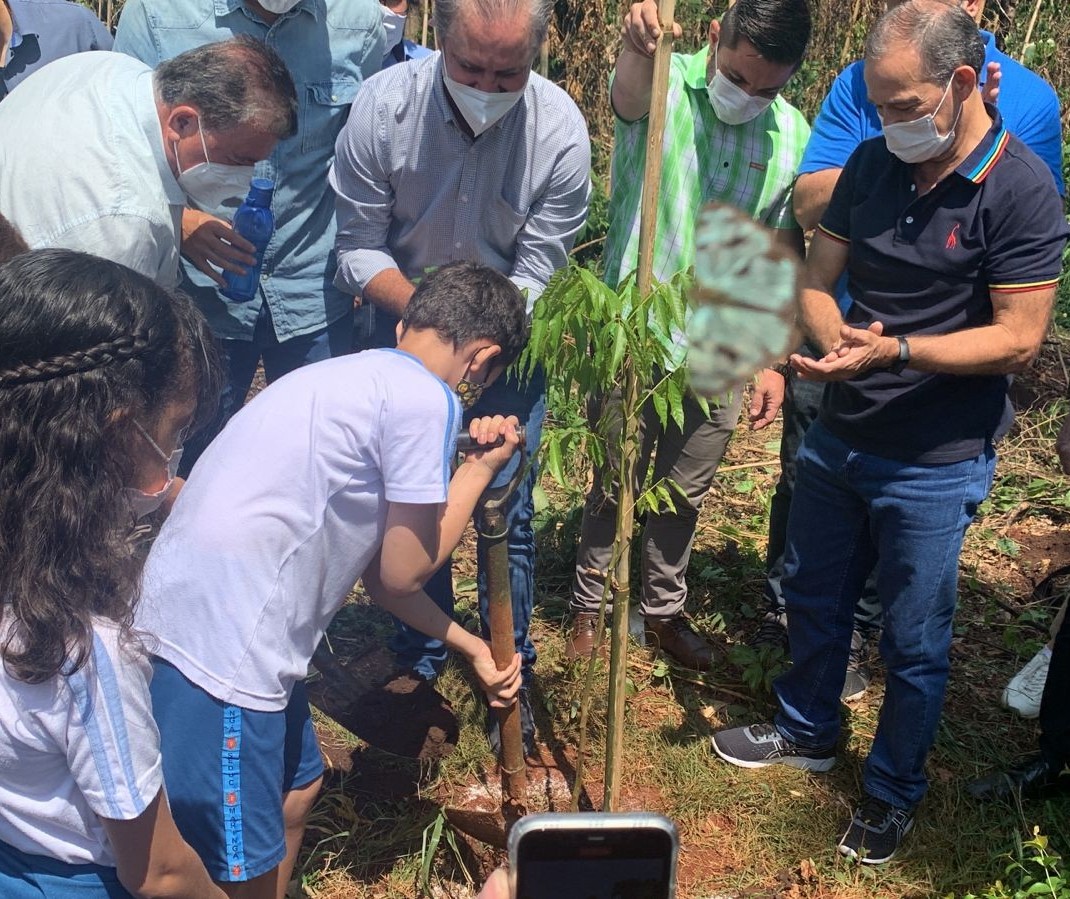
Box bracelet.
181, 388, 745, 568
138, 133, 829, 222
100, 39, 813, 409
888, 336, 910, 374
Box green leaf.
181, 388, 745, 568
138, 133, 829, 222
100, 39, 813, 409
996, 537, 1020, 558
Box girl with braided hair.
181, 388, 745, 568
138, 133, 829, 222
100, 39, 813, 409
0, 248, 228, 898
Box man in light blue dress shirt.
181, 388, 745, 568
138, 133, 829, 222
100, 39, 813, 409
331, 0, 591, 756
0, 0, 112, 98
116, 0, 384, 474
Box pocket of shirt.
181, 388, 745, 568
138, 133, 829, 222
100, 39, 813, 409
487, 194, 530, 243
301, 78, 361, 153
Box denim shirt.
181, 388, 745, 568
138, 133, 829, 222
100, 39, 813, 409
115, 0, 385, 342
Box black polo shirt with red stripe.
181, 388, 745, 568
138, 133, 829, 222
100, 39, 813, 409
817, 107, 1068, 464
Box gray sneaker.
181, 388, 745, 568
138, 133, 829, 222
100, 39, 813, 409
841, 628, 873, 702
838, 794, 915, 864
747, 609, 789, 653
711, 723, 836, 772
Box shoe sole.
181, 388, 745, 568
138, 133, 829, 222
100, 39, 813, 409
841, 687, 867, 703
1001, 690, 1041, 718
711, 736, 836, 772
838, 818, 915, 865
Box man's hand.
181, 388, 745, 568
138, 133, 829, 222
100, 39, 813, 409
982, 61, 1001, 106
749, 368, 786, 430
621, 0, 681, 57
1056, 414, 1070, 475
469, 641, 523, 708
791, 321, 897, 381
180, 209, 257, 287
462, 415, 522, 474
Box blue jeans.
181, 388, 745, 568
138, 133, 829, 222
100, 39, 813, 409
388, 368, 546, 684
774, 421, 995, 808
179, 303, 352, 477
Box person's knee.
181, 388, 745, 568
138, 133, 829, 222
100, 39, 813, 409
283, 775, 323, 831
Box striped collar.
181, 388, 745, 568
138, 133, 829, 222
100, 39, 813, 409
956, 105, 1009, 184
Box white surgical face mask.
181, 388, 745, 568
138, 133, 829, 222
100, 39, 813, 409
174, 119, 255, 211
442, 69, 525, 137
123, 419, 184, 520
881, 75, 961, 164
706, 47, 774, 126
382, 10, 407, 52
257, 0, 303, 13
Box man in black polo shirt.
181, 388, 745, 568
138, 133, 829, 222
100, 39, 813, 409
712, 0, 1068, 865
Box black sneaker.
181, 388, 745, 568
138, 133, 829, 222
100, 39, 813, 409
711, 723, 836, 772
838, 794, 915, 865
841, 628, 873, 702
486, 688, 536, 757
747, 609, 790, 653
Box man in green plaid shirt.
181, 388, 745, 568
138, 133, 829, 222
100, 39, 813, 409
568, 0, 811, 667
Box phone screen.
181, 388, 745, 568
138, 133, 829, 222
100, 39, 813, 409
514, 826, 675, 899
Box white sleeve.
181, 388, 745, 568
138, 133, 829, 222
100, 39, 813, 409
378, 370, 460, 504
60, 628, 163, 822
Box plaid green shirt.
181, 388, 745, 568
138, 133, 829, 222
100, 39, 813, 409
603, 46, 810, 291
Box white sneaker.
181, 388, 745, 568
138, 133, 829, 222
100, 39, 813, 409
1001, 645, 1052, 719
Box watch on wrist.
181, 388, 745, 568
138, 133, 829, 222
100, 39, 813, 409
889, 336, 910, 374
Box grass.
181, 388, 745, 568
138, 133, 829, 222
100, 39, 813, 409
292, 334, 1070, 897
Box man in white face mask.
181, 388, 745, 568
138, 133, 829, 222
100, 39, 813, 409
331, 0, 591, 759
0, 36, 294, 288
713, 0, 1068, 866
565, 0, 810, 671
755, 0, 1063, 700
380, 0, 432, 69
115, 0, 383, 479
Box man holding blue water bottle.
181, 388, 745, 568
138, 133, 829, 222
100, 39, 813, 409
115, 0, 386, 473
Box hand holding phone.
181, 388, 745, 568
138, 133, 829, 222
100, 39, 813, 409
508, 812, 679, 899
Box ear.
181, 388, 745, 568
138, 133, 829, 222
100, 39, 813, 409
468, 342, 502, 377
961, 0, 985, 24
708, 19, 720, 52
952, 63, 978, 100
162, 104, 201, 144
395, 318, 406, 345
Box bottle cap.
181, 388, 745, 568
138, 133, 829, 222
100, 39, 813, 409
247, 178, 275, 205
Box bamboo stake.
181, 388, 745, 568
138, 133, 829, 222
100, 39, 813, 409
540, 40, 549, 78
1020, 0, 1043, 61
422, 0, 430, 49
603, 0, 676, 813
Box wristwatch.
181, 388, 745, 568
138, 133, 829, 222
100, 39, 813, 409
889, 336, 910, 374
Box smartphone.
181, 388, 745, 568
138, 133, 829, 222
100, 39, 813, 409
508, 812, 679, 899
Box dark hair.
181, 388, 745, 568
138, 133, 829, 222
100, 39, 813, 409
0, 213, 28, 264
719, 0, 811, 67
434, 0, 550, 58
154, 34, 298, 139
0, 250, 223, 683
867, 0, 985, 84
402, 262, 529, 366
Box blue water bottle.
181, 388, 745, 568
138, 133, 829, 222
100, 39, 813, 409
221, 178, 275, 302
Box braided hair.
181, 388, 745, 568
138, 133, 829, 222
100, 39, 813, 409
0, 250, 223, 683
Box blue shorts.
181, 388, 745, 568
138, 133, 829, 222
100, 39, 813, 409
149, 659, 324, 882
0, 839, 131, 897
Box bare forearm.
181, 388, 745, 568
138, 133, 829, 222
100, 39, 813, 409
611, 49, 655, 122
902, 325, 1046, 376
793, 170, 842, 233
363, 574, 490, 664
362, 269, 417, 318
799, 286, 845, 354
123, 850, 226, 899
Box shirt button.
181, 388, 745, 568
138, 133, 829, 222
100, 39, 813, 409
260, 273, 270, 281
460, 194, 469, 203
905, 216, 914, 224
331, 95, 338, 101
454, 241, 462, 249
910, 184, 916, 192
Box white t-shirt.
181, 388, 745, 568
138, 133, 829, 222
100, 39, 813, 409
0, 619, 163, 866
137, 349, 461, 711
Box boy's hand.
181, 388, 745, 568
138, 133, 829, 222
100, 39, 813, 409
462, 415, 522, 474
470, 641, 523, 707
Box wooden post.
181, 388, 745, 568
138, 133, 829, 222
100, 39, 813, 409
422, 0, 431, 48
603, 0, 676, 813
1020, 0, 1044, 62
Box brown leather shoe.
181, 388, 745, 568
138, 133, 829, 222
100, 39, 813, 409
645, 616, 719, 670
565, 612, 603, 661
